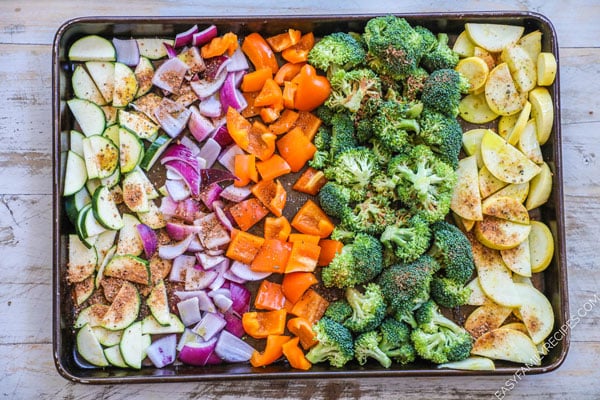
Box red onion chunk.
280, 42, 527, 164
223, 311, 245, 338
165, 179, 191, 202
210, 123, 233, 147
185, 268, 218, 291
220, 184, 252, 204
179, 337, 218, 366
213, 293, 233, 313
201, 168, 236, 187
233, 70, 247, 87
199, 183, 223, 211
166, 169, 183, 180
165, 222, 202, 241
178, 46, 206, 74
190, 69, 227, 99
192, 312, 226, 341
227, 47, 250, 72
177, 297, 202, 326
220, 72, 248, 112
208, 260, 229, 291
228, 281, 251, 315
196, 252, 228, 270
214, 204, 233, 232
187, 236, 204, 252
136, 223, 157, 258
198, 138, 221, 168
146, 334, 177, 368
177, 328, 202, 352
159, 196, 179, 217
217, 145, 244, 173
194, 212, 231, 250
165, 160, 200, 197
205, 248, 225, 256
192, 25, 218, 47
198, 95, 222, 118
223, 269, 247, 285
158, 234, 194, 260
175, 198, 203, 223
112, 38, 140, 67
188, 105, 215, 143
180, 135, 201, 156
170, 254, 196, 282
205, 351, 223, 365
174, 25, 199, 48
161, 144, 199, 171
174, 290, 216, 313
215, 330, 255, 363
164, 42, 177, 58
152, 57, 188, 93
230, 260, 271, 281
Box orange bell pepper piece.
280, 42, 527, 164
274, 62, 305, 86
282, 32, 315, 64
226, 229, 264, 264
264, 216, 292, 241
255, 155, 292, 182
287, 233, 321, 245
227, 107, 276, 161
291, 199, 334, 238
282, 272, 319, 304
234, 154, 258, 187
282, 337, 312, 370
250, 334, 291, 367
241, 68, 273, 93
285, 240, 321, 273
227, 106, 252, 149
268, 109, 299, 135
254, 78, 283, 108
250, 238, 292, 273
241, 92, 261, 118
254, 280, 291, 311
201, 32, 238, 58
229, 198, 269, 231
292, 167, 327, 196
259, 106, 281, 124
242, 32, 279, 74
282, 81, 297, 109
242, 309, 287, 339
290, 289, 329, 324
292, 111, 322, 141
251, 179, 288, 217
277, 127, 317, 172
292, 64, 331, 111
317, 239, 344, 267
266, 29, 302, 52
287, 317, 318, 350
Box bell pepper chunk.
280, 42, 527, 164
243, 309, 287, 339
282, 337, 312, 370
251, 179, 288, 217
242, 32, 279, 74
291, 199, 334, 238
285, 240, 321, 273
266, 29, 302, 52
268, 109, 299, 135
274, 62, 305, 86
254, 78, 283, 108
229, 198, 269, 231
287, 233, 321, 245
264, 216, 292, 241
287, 317, 318, 350
201, 32, 238, 58
255, 155, 292, 182
254, 280, 290, 311
250, 238, 293, 274
226, 229, 265, 264
241, 68, 273, 93
227, 106, 276, 161
292, 64, 330, 111
290, 289, 329, 324
317, 239, 344, 266
282, 272, 319, 304
250, 334, 291, 367
234, 153, 258, 187
281, 32, 315, 64
292, 111, 322, 141
292, 167, 327, 196
277, 127, 317, 172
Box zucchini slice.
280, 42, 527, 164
82, 135, 119, 179
119, 127, 144, 174
75, 303, 110, 329
72, 65, 106, 106
116, 213, 144, 256
101, 281, 141, 330
134, 56, 155, 98
63, 150, 88, 196
103, 124, 120, 146
104, 255, 151, 285
67, 98, 106, 137
92, 185, 123, 230
102, 105, 118, 126
77, 323, 109, 367
65, 187, 91, 226
73, 274, 95, 306
120, 321, 143, 369
147, 279, 170, 326
83, 202, 108, 238
122, 168, 151, 212
69, 130, 86, 157
67, 234, 97, 283
75, 204, 96, 248
141, 313, 185, 335
136, 38, 174, 60
118, 109, 158, 140
140, 134, 172, 171
136, 199, 166, 229
92, 326, 123, 347
86, 61, 115, 104
112, 62, 138, 107
95, 244, 116, 289
69, 35, 116, 62
104, 344, 128, 368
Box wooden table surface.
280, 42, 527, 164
2, 0, 599, 398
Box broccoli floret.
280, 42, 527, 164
329, 112, 358, 158
326, 68, 382, 113
305, 317, 354, 368
421, 33, 459, 72
343, 283, 387, 333
379, 318, 416, 364
355, 119, 374, 144
430, 276, 472, 308
341, 194, 396, 236
324, 147, 379, 201
402, 67, 429, 101
324, 299, 353, 324
363, 15, 425, 80
330, 226, 356, 244
377, 255, 439, 315
411, 300, 473, 364
315, 105, 335, 126
421, 69, 470, 118
428, 221, 475, 284
388, 145, 457, 223
414, 25, 437, 54
380, 215, 431, 263
309, 126, 333, 169
322, 233, 383, 288
372, 100, 420, 153
318, 182, 352, 220
308, 32, 366, 72
369, 141, 395, 169
417, 108, 463, 169
354, 331, 392, 368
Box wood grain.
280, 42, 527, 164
0, 0, 599, 398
